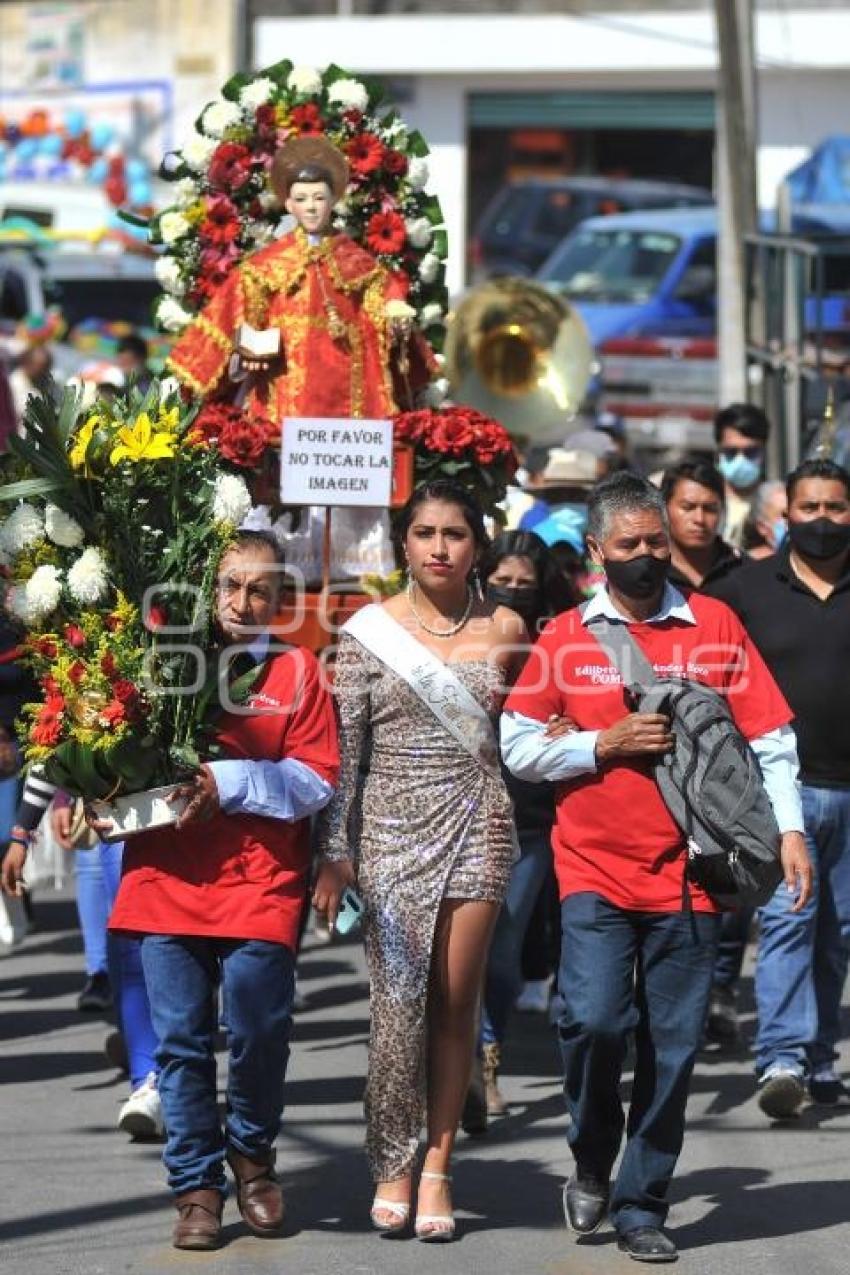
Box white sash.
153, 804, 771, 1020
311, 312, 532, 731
343, 604, 502, 779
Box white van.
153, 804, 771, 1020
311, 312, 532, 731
0, 181, 114, 234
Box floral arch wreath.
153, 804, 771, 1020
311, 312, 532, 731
149, 61, 448, 347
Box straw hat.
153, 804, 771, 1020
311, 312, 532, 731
525, 447, 598, 492
270, 137, 350, 203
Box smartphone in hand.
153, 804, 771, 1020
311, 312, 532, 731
335, 886, 365, 936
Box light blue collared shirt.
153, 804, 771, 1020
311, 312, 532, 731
500, 585, 803, 833
208, 635, 335, 823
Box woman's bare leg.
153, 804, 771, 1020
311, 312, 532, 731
418, 898, 500, 1226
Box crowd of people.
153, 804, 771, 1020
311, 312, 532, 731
1, 396, 848, 1263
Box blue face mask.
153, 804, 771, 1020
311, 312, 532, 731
534, 502, 588, 551
772, 518, 787, 548
717, 451, 762, 491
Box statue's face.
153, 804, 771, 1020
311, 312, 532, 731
285, 179, 334, 235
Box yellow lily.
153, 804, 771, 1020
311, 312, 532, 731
157, 405, 181, 433
69, 415, 99, 470
110, 412, 177, 465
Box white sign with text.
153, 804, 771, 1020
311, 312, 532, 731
280, 417, 393, 507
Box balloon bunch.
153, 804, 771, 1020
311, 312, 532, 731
0, 107, 154, 209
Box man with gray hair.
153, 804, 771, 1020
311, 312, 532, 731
501, 471, 810, 1262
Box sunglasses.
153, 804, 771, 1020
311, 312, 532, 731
719, 445, 763, 461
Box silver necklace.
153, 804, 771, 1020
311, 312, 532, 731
406, 577, 473, 638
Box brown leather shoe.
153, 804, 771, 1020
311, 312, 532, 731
172, 1188, 224, 1250
226, 1147, 285, 1235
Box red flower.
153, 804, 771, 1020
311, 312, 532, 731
101, 652, 117, 679
342, 109, 363, 128
366, 210, 406, 256
429, 417, 475, 457
32, 694, 65, 747
146, 605, 168, 632
100, 699, 126, 729
208, 142, 253, 191
199, 194, 241, 246
219, 416, 273, 468
345, 133, 385, 177
199, 244, 240, 288
67, 661, 86, 687
290, 104, 324, 136
255, 104, 278, 142
383, 148, 408, 177
32, 637, 58, 660
112, 679, 138, 705
64, 625, 86, 649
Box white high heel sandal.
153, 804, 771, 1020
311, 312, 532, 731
370, 1195, 411, 1235
415, 1170, 455, 1242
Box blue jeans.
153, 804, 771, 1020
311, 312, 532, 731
755, 783, 850, 1078
558, 892, 719, 1233
140, 935, 295, 1197
481, 828, 552, 1047
100, 841, 159, 1089
74, 844, 109, 977
712, 907, 753, 989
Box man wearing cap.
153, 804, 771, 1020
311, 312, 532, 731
166, 136, 433, 418
518, 445, 604, 551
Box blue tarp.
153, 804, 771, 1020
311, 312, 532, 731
786, 137, 850, 205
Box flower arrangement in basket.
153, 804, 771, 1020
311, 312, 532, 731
392, 407, 519, 521
0, 385, 259, 804
146, 60, 449, 346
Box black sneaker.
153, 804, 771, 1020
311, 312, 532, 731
706, 985, 740, 1043
809, 1073, 850, 1106
757, 1068, 805, 1119
104, 1029, 129, 1074
77, 972, 112, 1012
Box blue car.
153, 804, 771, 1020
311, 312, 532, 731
536, 206, 850, 348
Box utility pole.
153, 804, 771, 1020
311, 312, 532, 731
714, 0, 759, 406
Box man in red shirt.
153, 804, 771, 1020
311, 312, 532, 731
108, 531, 339, 1251
502, 472, 811, 1263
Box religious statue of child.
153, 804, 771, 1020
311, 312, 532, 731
166, 136, 435, 419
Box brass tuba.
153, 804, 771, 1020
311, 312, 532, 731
444, 277, 594, 443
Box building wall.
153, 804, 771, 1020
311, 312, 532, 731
0, 0, 236, 158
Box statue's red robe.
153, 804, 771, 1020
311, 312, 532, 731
166, 227, 434, 418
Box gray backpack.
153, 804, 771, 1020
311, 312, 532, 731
585, 611, 783, 910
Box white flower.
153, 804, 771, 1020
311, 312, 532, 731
418, 252, 441, 284
240, 77, 275, 109
212, 474, 252, 527
159, 211, 190, 245
405, 217, 433, 250
327, 78, 368, 113
202, 98, 243, 139
419, 303, 445, 328
67, 547, 109, 605
246, 221, 276, 247
157, 296, 193, 334
183, 132, 217, 172
258, 187, 280, 213
155, 255, 185, 296
21, 565, 63, 623
288, 65, 322, 96
0, 502, 44, 557
423, 378, 450, 408
44, 505, 84, 549
407, 157, 429, 190
172, 177, 200, 208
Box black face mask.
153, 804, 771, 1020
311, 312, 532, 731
787, 517, 850, 561
486, 582, 541, 621
604, 553, 670, 600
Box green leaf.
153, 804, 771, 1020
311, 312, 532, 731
407, 130, 431, 158
117, 209, 151, 229
433, 229, 448, 259
262, 59, 293, 86
0, 476, 63, 503
222, 71, 252, 101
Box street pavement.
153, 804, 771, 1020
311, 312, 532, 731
1, 888, 849, 1275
